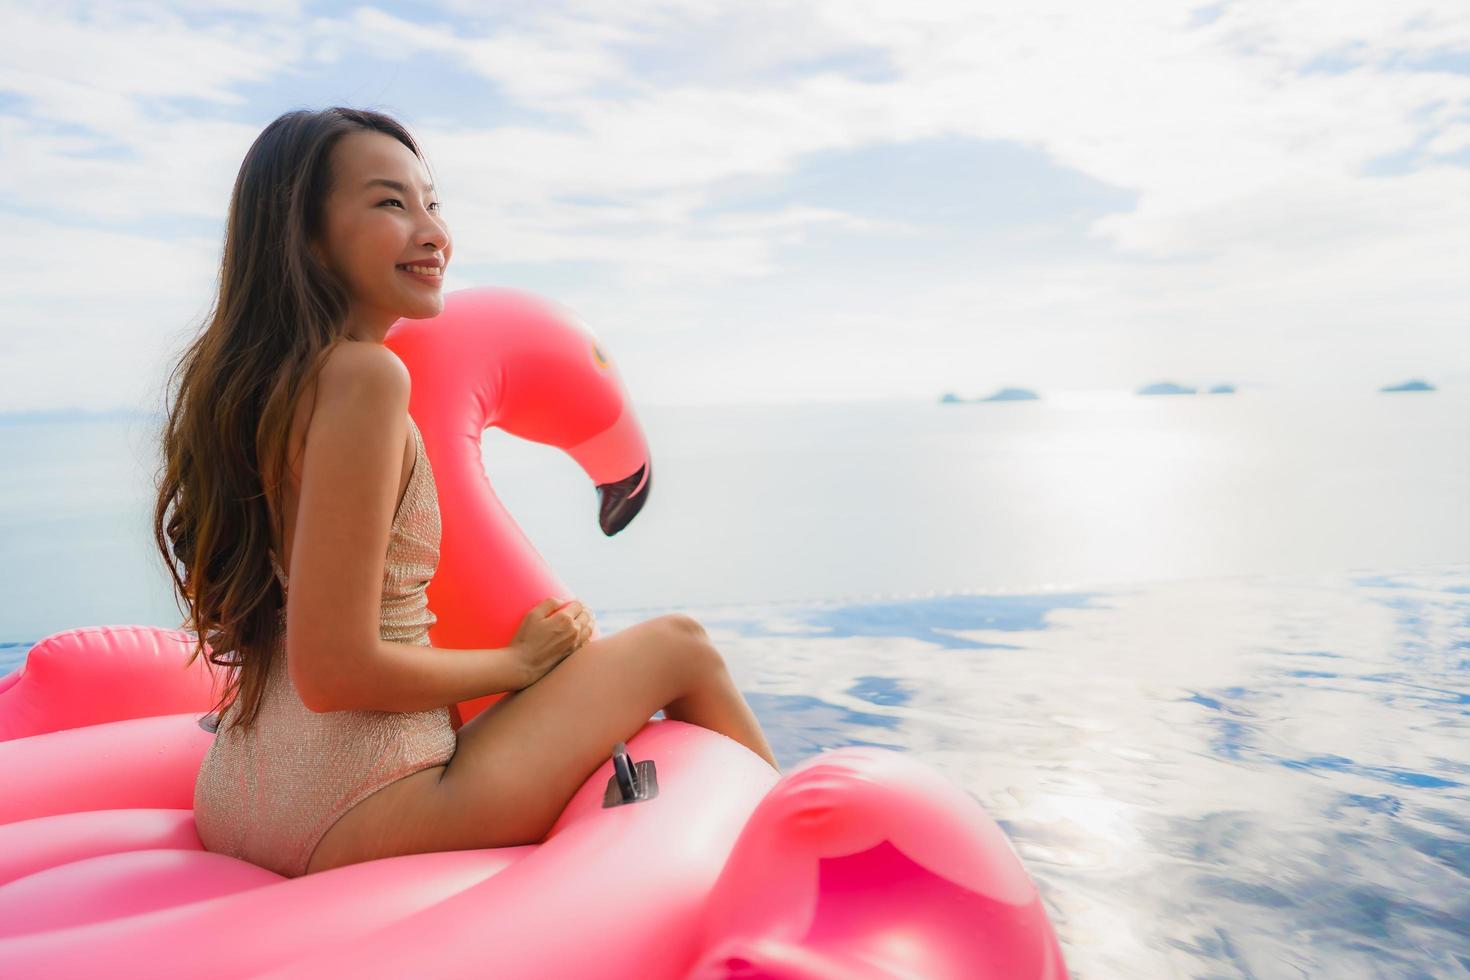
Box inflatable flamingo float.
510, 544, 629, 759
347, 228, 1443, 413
0, 288, 1069, 979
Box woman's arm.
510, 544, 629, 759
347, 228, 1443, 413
282, 341, 520, 714
304, 637, 527, 714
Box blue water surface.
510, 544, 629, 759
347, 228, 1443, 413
624, 564, 1464, 979
2, 391, 1467, 976
3, 564, 1466, 977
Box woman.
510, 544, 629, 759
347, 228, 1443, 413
154, 106, 779, 879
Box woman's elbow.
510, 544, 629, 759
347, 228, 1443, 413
288, 655, 348, 713
289, 668, 330, 713
284, 618, 369, 712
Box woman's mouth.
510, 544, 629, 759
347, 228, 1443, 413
396, 264, 443, 286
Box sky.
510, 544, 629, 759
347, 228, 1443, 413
0, 0, 1467, 412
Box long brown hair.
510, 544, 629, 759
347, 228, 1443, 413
152, 107, 433, 735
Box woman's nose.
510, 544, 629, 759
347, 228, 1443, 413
419, 222, 447, 250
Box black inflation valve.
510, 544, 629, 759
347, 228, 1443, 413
602, 741, 659, 807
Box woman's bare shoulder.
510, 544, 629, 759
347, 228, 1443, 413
296, 342, 411, 469
316, 341, 410, 402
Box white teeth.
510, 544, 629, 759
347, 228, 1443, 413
397, 265, 441, 276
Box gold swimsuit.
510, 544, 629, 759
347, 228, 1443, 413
193, 415, 456, 877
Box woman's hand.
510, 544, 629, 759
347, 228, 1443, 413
509, 597, 595, 689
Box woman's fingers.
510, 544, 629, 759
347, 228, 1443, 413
556, 603, 594, 651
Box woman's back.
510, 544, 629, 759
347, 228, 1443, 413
193, 410, 456, 878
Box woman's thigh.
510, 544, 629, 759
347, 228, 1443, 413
307, 614, 715, 872
427, 613, 718, 847
305, 763, 447, 874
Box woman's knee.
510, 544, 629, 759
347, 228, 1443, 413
653, 614, 726, 682
660, 612, 710, 644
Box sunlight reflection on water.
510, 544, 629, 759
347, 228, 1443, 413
1, 564, 1464, 977
611, 563, 1470, 979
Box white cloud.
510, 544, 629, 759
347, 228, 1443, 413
0, 4, 300, 133
0, 0, 1465, 410
0, 214, 220, 413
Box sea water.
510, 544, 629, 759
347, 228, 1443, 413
1, 385, 1466, 977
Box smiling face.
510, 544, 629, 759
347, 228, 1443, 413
312, 129, 452, 342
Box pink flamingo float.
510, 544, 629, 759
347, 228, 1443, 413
0, 287, 1069, 979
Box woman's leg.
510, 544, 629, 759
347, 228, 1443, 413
305, 614, 776, 873
661, 626, 776, 767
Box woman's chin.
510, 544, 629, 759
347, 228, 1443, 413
400, 295, 445, 319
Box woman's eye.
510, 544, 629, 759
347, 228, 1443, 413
380, 199, 442, 211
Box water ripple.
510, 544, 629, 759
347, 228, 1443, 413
649, 562, 1470, 978
5, 563, 1467, 977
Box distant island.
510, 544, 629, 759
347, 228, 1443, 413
1137, 381, 1197, 396
1380, 379, 1436, 392
940, 387, 1041, 404
1135, 381, 1238, 396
